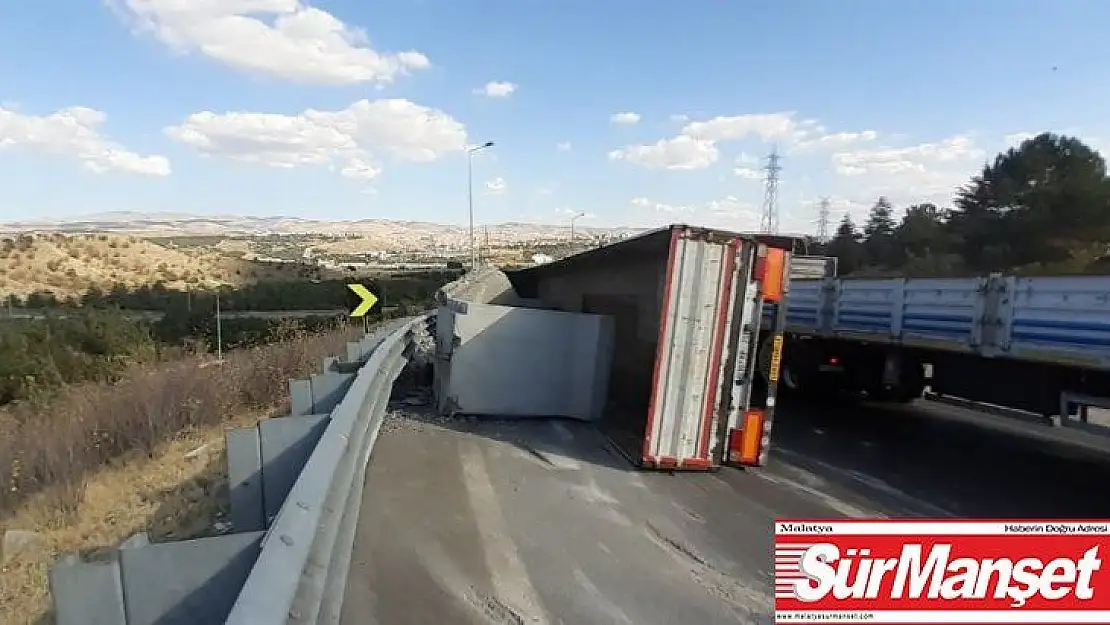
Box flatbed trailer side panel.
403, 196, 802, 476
831, 279, 897, 339
1001, 275, 1110, 370
900, 277, 985, 351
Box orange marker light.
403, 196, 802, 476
761, 248, 786, 302
729, 409, 765, 466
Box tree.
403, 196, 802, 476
826, 215, 865, 274
953, 132, 1110, 271
862, 196, 897, 267
892, 203, 946, 260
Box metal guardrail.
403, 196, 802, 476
48, 314, 430, 625
226, 314, 427, 624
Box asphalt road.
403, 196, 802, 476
769, 395, 1110, 519
340, 395, 1110, 625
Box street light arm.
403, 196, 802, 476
467, 139, 495, 271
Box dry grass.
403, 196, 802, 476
0, 412, 261, 625
0, 323, 362, 624
0, 325, 359, 517
0, 233, 318, 299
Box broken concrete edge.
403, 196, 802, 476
437, 266, 518, 305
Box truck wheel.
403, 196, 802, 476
868, 362, 925, 403
781, 364, 803, 393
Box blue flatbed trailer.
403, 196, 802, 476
761, 271, 1110, 423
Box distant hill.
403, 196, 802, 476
0, 233, 312, 299
0, 212, 644, 249
0, 213, 647, 299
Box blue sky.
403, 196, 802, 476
2, 1, 1110, 234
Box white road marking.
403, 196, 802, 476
460, 440, 550, 624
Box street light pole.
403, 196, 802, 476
570, 211, 586, 246
215, 290, 223, 362
467, 141, 494, 271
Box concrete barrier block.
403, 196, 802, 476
50, 553, 127, 625
259, 415, 330, 523
226, 427, 264, 532
309, 372, 355, 413
118, 531, 265, 625
119, 533, 150, 550
346, 341, 362, 363
289, 378, 313, 416
322, 356, 338, 372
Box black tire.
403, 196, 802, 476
867, 362, 925, 403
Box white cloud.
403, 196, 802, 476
670, 114, 689, 123
485, 177, 507, 195
832, 135, 984, 177
733, 154, 765, 179
556, 141, 571, 152
113, 0, 430, 85
630, 195, 761, 230
610, 111, 876, 172
611, 112, 641, 125
339, 157, 381, 181
631, 196, 692, 214
0, 105, 170, 176
164, 98, 467, 180
475, 81, 517, 98
608, 135, 719, 170
793, 130, 878, 153
682, 113, 797, 142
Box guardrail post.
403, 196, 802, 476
346, 341, 362, 363
309, 373, 356, 414
289, 374, 356, 415
290, 379, 313, 416
50, 552, 128, 625
227, 427, 265, 532
259, 415, 331, 524
118, 531, 265, 625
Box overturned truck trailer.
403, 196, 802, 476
435, 224, 797, 470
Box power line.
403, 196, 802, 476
759, 148, 782, 234
816, 196, 831, 242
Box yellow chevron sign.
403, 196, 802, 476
347, 284, 379, 317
